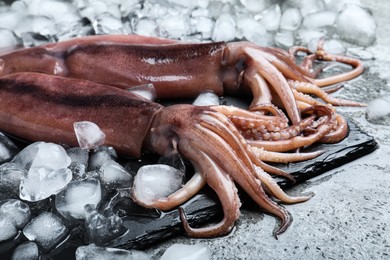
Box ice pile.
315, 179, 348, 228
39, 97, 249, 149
133, 164, 184, 205
0, 0, 377, 53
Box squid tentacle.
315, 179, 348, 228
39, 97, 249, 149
250, 147, 325, 163
289, 80, 367, 107
133, 171, 206, 211
248, 105, 336, 152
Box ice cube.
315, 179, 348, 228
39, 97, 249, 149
302, 11, 337, 29
74, 121, 106, 150
159, 15, 189, 39
0, 132, 20, 164
30, 142, 71, 171
127, 83, 156, 101
133, 164, 184, 205
55, 178, 102, 220
11, 241, 40, 260
0, 212, 18, 242
160, 243, 211, 260
84, 204, 127, 246
296, 29, 325, 45
88, 146, 118, 171
75, 244, 151, 260
323, 39, 346, 55
190, 16, 214, 40
275, 30, 295, 49
367, 96, 390, 120
260, 4, 281, 31
99, 160, 132, 189
336, 4, 376, 47
23, 212, 68, 252
285, 0, 325, 16
0, 163, 26, 200
28, 0, 78, 23
93, 14, 125, 34
280, 8, 302, 31
20, 167, 72, 202
240, 0, 271, 13
67, 147, 89, 178
0, 29, 19, 48
235, 15, 267, 43
134, 19, 158, 37
0, 10, 25, 30
347, 47, 374, 60
0, 199, 31, 229
192, 92, 220, 106
212, 13, 236, 42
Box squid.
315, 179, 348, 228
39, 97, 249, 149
0, 35, 364, 238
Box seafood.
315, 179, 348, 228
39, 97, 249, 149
0, 35, 364, 238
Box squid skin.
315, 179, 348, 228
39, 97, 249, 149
0, 72, 162, 157
0, 36, 241, 99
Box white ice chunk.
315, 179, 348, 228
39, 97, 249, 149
0, 29, 19, 48
347, 47, 374, 60
0, 11, 25, 30
193, 92, 220, 106
55, 178, 102, 220
84, 204, 127, 245
236, 15, 267, 43
159, 15, 189, 39
28, 0, 79, 23
0, 199, 31, 229
296, 29, 325, 45
74, 121, 106, 150
191, 16, 214, 40
30, 142, 71, 171
285, 0, 325, 16
99, 160, 132, 188
76, 244, 151, 260
212, 13, 236, 42
23, 212, 68, 252
13, 142, 71, 171
135, 19, 158, 37
20, 167, 72, 202
260, 4, 281, 31
323, 39, 345, 55
275, 30, 295, 49
0, 212, 18, 242
133, 164, 184, 205
128, 83, 156, 101
11, 242, 40, 260
160, 243, 211, 260
88, 146, 118, 171
0, 163, 26, 200
302, 11, 337, 29
239, 0, 271, 13
367, 96, 390, 120
280, 8, 302, 31
93, 14, 124, 34
336, 4, 376, 47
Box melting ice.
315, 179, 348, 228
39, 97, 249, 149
133, 164, 184, 205
74, 121, 106, 150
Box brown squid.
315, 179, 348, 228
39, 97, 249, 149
0, 35, 365, 237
